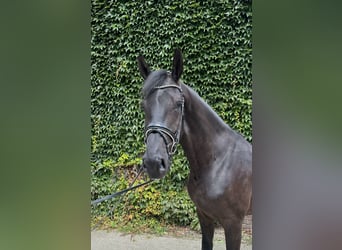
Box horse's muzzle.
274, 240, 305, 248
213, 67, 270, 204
142, 155, 168, 179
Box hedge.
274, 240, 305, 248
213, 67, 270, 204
91, 0, 252, 229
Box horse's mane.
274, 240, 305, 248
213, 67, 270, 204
141, 70, 169, 98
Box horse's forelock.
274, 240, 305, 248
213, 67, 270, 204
142, 70, 169, 98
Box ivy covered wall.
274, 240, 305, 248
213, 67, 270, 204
91, 0, 252, 228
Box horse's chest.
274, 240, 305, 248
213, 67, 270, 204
187, 169, 231, 203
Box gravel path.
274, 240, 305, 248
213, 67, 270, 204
91, 229, 252, 250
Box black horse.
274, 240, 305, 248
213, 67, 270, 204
137, 49, 252, 250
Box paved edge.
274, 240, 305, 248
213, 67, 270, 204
91, 230, 252, 250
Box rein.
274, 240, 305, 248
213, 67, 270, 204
91, 166, 152, 205
91, 179, 153, 205
144, 84, 184, 159
91, 166, 154, 230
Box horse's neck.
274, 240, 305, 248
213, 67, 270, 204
179, 84, 233, 175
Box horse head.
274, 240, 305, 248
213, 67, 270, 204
137, 49, 184, 179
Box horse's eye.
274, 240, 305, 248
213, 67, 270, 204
174, 101, 183, 111
176, 101, 183, 108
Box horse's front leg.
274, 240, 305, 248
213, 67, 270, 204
197, 209, 215, 250
223, 219, 243, 250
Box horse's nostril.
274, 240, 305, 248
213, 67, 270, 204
160, 158, 166, 170
143, 156, 166, 173
155, 157, 165, 170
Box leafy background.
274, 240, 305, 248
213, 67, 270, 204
91, 0, 252, 230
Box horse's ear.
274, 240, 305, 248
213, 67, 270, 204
171, 48, 183, 83
137, 55, 151, 80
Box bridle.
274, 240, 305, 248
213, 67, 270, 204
144, 84, 184, 159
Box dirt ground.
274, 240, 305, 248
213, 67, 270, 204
91, 228, 252, 250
